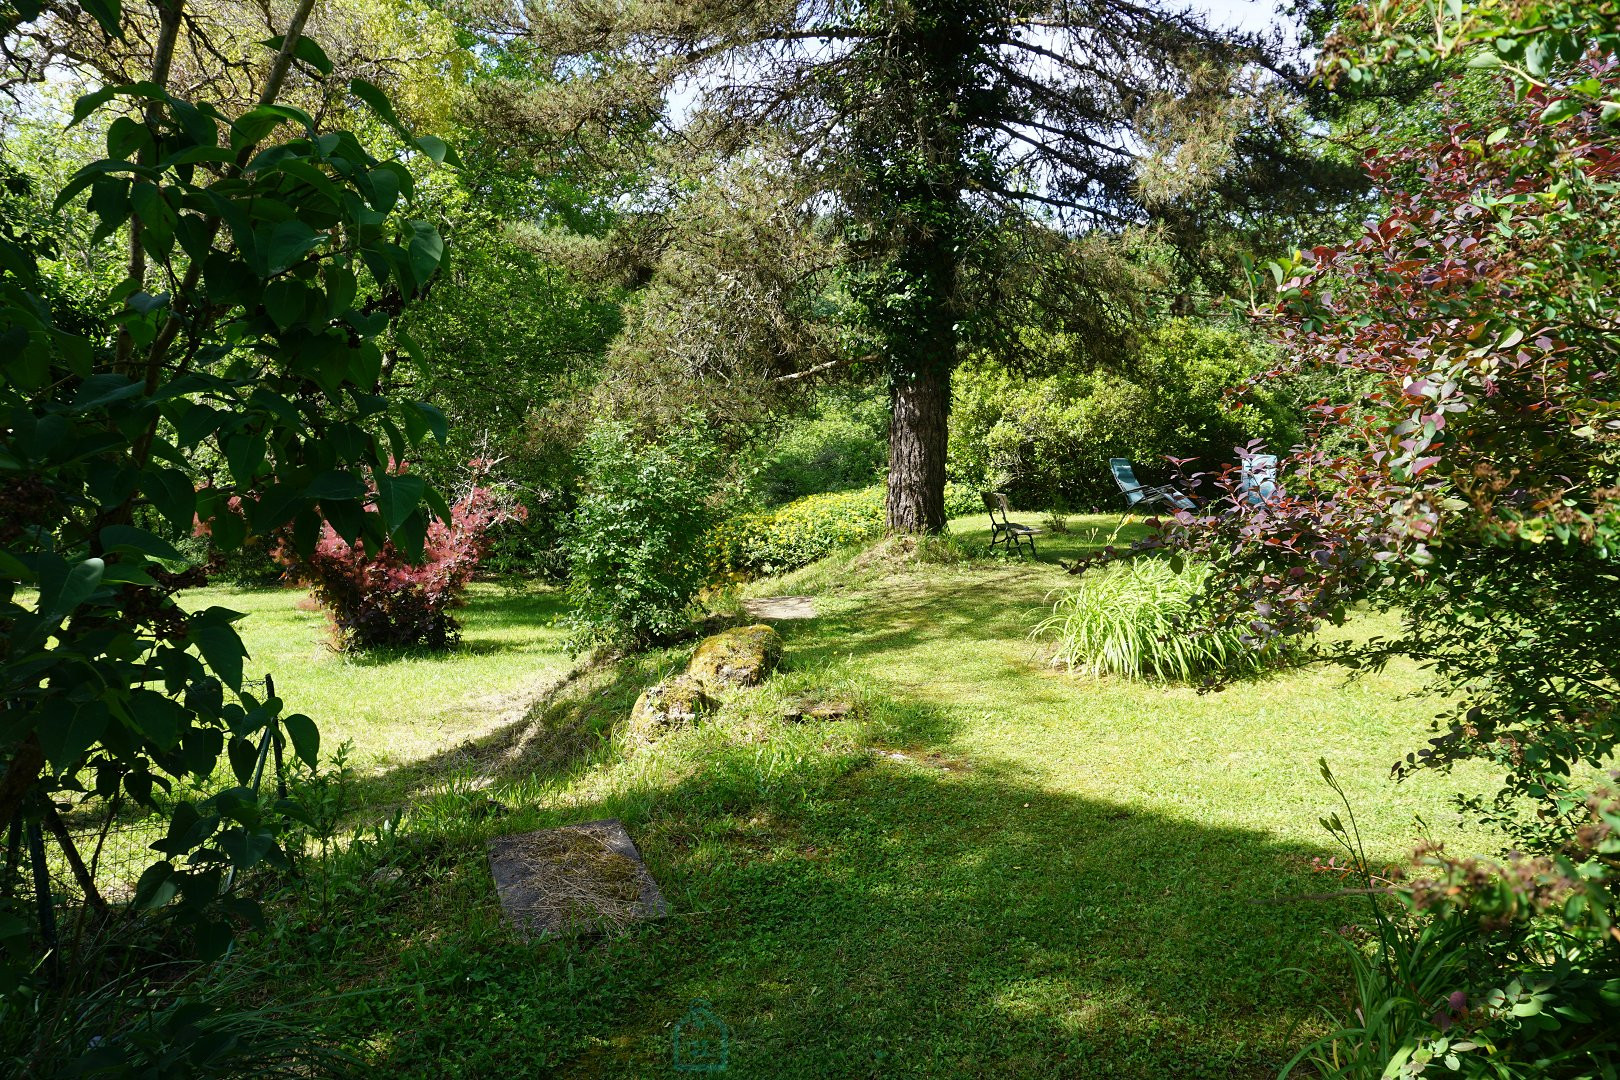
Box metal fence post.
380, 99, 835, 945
25, 817, 57, 986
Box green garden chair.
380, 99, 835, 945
1109, 459, 1195, 513
1238, 453, 1282, 507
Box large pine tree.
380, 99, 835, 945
468, 0, 1341, 532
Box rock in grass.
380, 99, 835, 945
628, 675, 714, 739
687, 623, 783, 691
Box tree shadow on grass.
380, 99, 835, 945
777, 536, 1288, 699
317, 589, 572, 668
343, 652, 670, 809
636, 765, 1345, 1079
779, 574, 1057, 680
341, 701, 1355, 1080
455, 583, 571, 631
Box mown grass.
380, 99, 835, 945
179, 578, 574, 804
213, 513, 1503, 1078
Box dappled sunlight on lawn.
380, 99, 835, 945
218, 521, 1502, 1078
179, 580, 575, 799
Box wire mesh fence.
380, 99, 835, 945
3, 676, 291, 979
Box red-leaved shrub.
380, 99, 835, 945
281, 465, 524, 650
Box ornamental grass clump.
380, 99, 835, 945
1036, 557, 1275, 682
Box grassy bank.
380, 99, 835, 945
181, 579, 574, 804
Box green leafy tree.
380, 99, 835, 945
387, 141, 626, 573
0, 0, 452, 962
948, 320, 1294, 510
2, 0, 469, 127
468, 0, 1354, 533
1138, 11, 1620, 1066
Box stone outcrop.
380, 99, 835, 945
687, 623, 783, 692
627, 675, 714, 740
625, 624, 785, 745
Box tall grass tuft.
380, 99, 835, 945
1035, 557, 1274, 682
0, 954, 353, 1078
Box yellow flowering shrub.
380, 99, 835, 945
710, 484, 981, 578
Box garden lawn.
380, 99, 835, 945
181, 579, 574, 804
234, 516, 1502, 1078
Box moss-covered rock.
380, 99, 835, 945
687, 623, 783, 691
627, 675, 714, 740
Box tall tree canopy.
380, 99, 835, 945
461, 0, 1351, 532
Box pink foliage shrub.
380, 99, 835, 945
282, 465, 525, 650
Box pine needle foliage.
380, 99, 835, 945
470, 0, 1354, 533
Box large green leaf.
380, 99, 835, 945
261, 220, 325, 277
134, 861, 179, 910
79, 0, 123, 37
407, 221, 445, 288
219, 827, 276, 870
37, 556, 105, 624
128, 689, 184, 750
305, 470, 367, 500
350, 78, 411, 142
100, 524, 182, 562
413, 134, 460, 167
262, 278, 308, 331
191, 611, 248, 691
39, 702, 111, 772
230, 103, 316, 152
259, 33, 334, 76
227, 736, 258, 785
373, 471, 424, 531
280, 712, 320, 768
53, 158, 155, 212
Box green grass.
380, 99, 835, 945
1034, 555, 1274, 681
211, 515, 1503, 1078
182, 578, 574, 804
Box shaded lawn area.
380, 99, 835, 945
522, 517, 1494, 1078
230, 515, 1500, 1078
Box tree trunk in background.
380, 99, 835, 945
853, 0, 970, 535
886, 366, 950, 534
881, 219, 960, 535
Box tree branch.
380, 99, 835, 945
115, 0, 185, 372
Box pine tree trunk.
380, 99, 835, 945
886, 366, 950, 534
867, 0, 967, 536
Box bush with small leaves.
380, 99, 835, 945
0, 5, 453, 982
709, 483, 982, 579
566, 424, 723, 651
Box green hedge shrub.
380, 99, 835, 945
753, 390, 890, 505
711, 483, 982, 577
566, 424, 722, 650
949, 319, 1298, 511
